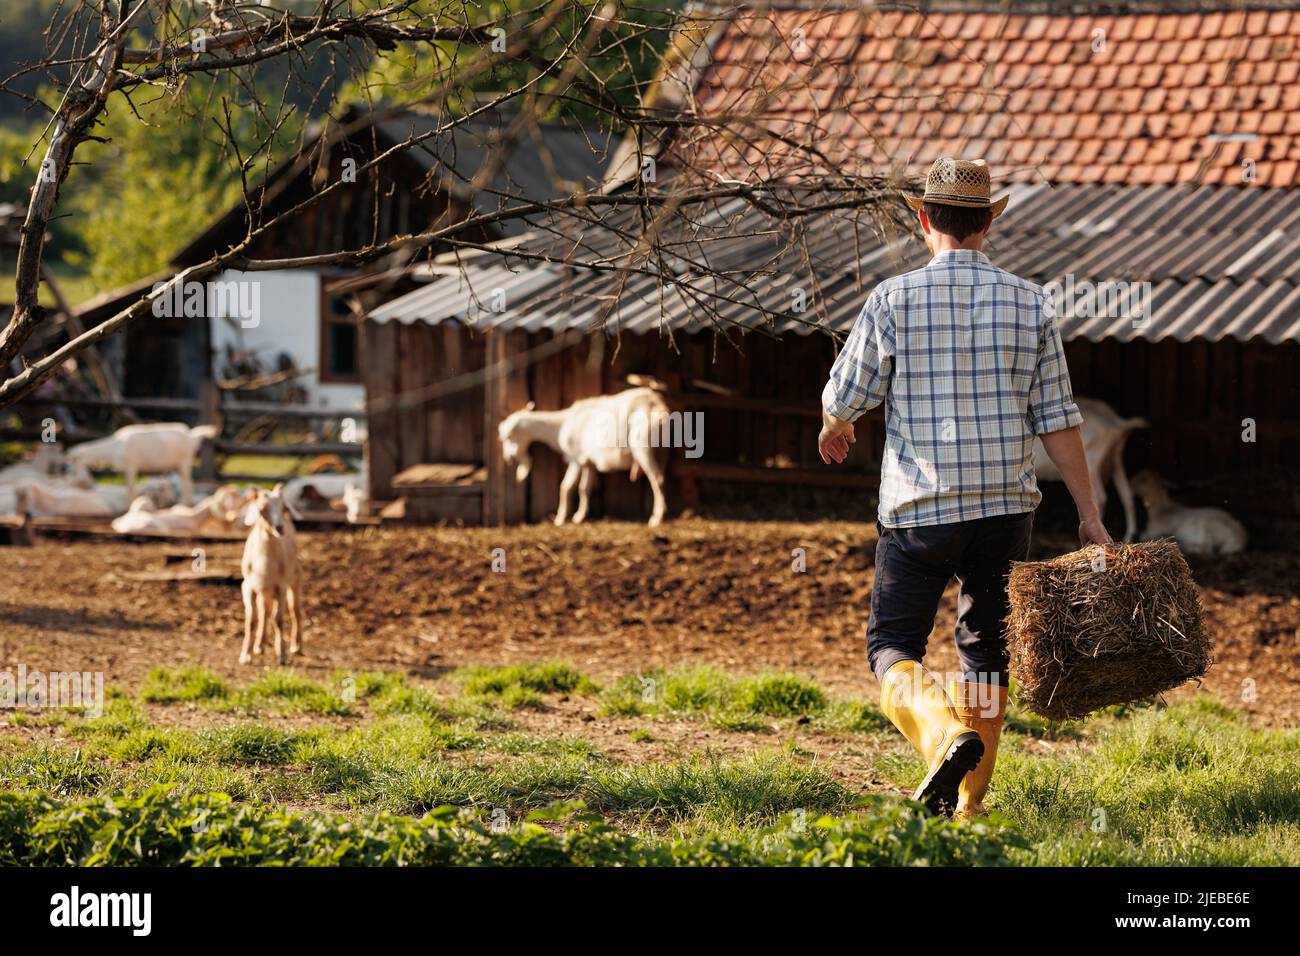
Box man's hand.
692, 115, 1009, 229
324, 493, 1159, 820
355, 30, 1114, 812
1040, 426, 1113, 547
1078, 512, 1113, 547
818, 412, 855, 464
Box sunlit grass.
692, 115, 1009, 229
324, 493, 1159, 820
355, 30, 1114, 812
1, 663, 1293, 865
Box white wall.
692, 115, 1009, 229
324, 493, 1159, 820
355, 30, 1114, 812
209, 269, 364, 409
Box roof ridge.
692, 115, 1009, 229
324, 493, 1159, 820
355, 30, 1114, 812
721, 1, 1300, 13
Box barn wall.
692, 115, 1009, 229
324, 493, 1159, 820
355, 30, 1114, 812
1063, 338, 1300, 528
123, 312, 207, 401
363, 318, 1300, 530
498, 328, 881, 523
362, 320, 487, 502
364, 321, 878, 524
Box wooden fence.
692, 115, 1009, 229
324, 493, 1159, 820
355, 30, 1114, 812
6, 390, 364, 483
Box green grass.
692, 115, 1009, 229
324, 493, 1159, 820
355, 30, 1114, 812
598, 665, 871, 734
1, 663, 1295, 866
0, 788, 1020, 867
219, 454, 311, 480
140, 665, 431, 718
141, 666, 231, 704
995, 697, 1300, 865
456, 663, 598, 697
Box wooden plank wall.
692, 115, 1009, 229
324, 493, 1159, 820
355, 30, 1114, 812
362, 319, 400, 499
482, 329, 531, 525
1063, 338, 1300, 520
362, 320, 487, 502
367, 320, 885, 524
365, 317, 1300, 526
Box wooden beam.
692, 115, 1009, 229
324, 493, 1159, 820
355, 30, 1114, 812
222, 400, 365, 419
19, 395, 364, 419
215, 441, 362, 457
675, 460, 878, 489
482, 329, 529, 525
658, 389, 836, 420
20, 395, 201, 412
197, 379, 220, 481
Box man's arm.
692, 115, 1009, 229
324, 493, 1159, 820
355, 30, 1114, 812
1029, 291, 1111, 547
819, 291, 893, 465
1039, 426, 1111, 546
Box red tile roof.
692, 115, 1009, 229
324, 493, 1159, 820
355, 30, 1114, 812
685, 6, 1300, 188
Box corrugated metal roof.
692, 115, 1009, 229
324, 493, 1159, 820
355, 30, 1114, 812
377, 110, 614, 238
370, 183, 1300, 344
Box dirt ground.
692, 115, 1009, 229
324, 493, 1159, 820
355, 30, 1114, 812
1, 519, 1296, 725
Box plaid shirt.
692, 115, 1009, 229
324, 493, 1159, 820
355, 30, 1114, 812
822, 248, 1083, 528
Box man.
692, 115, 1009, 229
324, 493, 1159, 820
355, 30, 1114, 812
818, 157, 1111, 818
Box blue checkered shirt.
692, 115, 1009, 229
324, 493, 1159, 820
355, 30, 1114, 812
822, 249, 1083, 528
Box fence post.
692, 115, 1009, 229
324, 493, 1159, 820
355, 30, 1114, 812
197, 380, 220, 482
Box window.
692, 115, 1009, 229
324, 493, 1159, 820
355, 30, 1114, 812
320, 285, 361, 383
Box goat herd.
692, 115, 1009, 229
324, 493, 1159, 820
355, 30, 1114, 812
0, 421, 364, 667
1, 392, 1251, 668
0, 422, 366, 532
492, 390, 1249, 554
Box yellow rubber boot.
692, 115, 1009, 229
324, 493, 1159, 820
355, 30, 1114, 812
948, 680, 1008, 819
879, 660, 984, 816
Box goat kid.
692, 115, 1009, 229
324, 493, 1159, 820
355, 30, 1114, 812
1131, 470, 1248, 556
239, 485, 304, 665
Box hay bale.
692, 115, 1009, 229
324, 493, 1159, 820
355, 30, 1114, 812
1006, 540, 1211, 719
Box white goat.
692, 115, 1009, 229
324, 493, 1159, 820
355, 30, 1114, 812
66, 423, 219, 506
1032, 397, 1148, 542
13, 482, 115, 518
1131, 470, 1248, 556
95, 478, 180, 515
498, 387, 671, 527
239, 484, 303, 665
112, 485, 249, 534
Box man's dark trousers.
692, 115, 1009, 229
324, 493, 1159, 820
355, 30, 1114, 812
867, 511, 1033, 687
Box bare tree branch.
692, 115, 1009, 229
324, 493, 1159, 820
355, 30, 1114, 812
0, 1, 908, 410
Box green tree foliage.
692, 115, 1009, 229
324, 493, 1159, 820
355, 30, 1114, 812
0, 1, 680, 294
341, 0, 678, 124
59, 86, 304, 291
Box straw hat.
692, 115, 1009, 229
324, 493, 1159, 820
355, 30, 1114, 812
904, 157, 1009, 218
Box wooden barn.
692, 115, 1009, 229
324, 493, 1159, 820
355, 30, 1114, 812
361, 197, 887, 524
363, 301, 857, 526
65, 104, 611, 412
361, 4, 1300, 541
